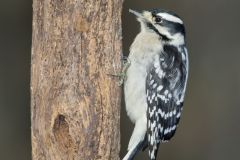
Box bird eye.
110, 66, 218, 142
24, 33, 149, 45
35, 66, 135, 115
155, 16, 162, 23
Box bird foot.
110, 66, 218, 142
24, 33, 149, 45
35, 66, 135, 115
107, 56, 131, 86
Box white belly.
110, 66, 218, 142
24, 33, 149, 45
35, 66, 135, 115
124, 31, 162, 123
124, 60, 148, 123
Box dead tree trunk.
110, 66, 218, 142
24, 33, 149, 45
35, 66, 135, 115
31, 0, 123, 159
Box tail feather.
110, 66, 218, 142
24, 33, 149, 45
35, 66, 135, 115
142, 135, 148, 151
122, 137, 147, 160
148, 142, 160, 160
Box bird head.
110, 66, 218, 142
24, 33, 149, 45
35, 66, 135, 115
129, 9, 186, 45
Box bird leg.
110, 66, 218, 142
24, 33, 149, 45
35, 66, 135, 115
107, 56, 131, 86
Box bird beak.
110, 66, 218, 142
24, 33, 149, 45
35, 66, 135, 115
129, 9, 145, 19
129, 9, 151, 23
129, 9, 146, 20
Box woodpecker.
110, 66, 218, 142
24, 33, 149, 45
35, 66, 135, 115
122, 9, 189, 160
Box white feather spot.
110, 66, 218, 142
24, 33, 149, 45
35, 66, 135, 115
151, 150, 155, 159
164, 90, 169, 95
158, 108, 164, 118
158, 124, 164, 133
169, 111, 173, 118
168, 93, 172, 98
157, 94, 168, 103
173, 109, 176, 115
176, 112, 181, 118
151, 121, 156, 131
147, 95, 151, 101
157, 85, 163, 91
155, 67, 160, 74
152, 93, 156, 100
155, 96, 158, 102
153, 106, 156, 111
149, 109, 154, 118
150, 135, 154, 145
164, 128, 169, 135
158, 70, 165, 78
150, 79, 154, 85
171, 125, 176, 131
152, 83, 157, 89
176, 100, 181, 105
164, 112, 169, 119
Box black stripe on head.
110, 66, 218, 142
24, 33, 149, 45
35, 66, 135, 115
150, 9, 185, 35
162, 20, 185, 35
146, 22, 171, 41
150, 8, 181, 19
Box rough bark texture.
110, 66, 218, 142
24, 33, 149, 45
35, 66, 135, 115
31, 0, 123, 160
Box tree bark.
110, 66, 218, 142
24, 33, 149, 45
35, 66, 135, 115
31, 0, 123, 160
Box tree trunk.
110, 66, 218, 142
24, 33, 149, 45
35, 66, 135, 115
31, 0, 123, 160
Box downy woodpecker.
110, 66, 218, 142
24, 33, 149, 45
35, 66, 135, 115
123, 9, 189, 160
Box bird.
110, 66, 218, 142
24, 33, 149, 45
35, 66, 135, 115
122, 9, 189, 160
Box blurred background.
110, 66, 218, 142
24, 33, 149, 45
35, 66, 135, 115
0, 0, 240, 160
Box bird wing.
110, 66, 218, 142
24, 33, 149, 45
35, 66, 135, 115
146, 45, 188, 159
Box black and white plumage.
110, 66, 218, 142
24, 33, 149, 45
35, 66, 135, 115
146, 44, 188, 159
123, 9, 189, 160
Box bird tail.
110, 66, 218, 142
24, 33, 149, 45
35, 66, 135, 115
122, 137, 147, 160
148, 142, 160, 160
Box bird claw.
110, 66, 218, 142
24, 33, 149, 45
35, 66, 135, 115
107, 57, 131, 86
121, 56, 131, 65
107, 72, 126, 86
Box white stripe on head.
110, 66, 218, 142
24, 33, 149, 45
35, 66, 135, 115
157, 13, 183, 24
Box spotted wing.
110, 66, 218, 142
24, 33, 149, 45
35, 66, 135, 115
146, 45, 188, 159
